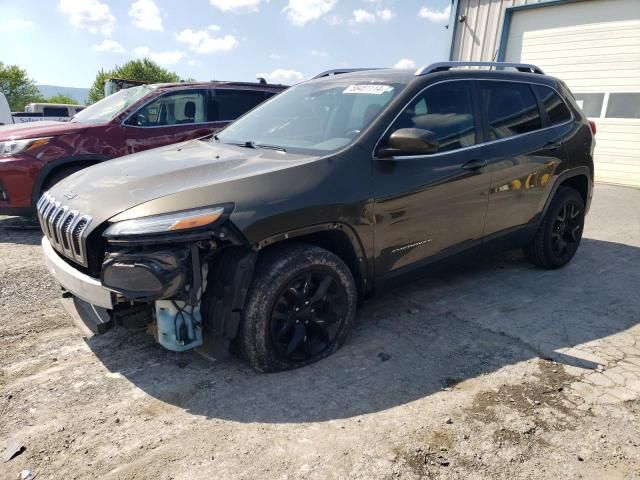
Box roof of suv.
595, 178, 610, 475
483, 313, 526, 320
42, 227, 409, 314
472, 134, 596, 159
309, 62, 557, 88
149, 80, 288, 91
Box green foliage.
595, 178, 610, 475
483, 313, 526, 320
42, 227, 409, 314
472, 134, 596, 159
45, 93, 79, 105
88, 58, 181, 104
0, 62, 45, 111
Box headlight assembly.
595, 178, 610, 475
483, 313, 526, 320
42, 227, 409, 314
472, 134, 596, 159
0, 137, 51, 156
104, 206, 225, 237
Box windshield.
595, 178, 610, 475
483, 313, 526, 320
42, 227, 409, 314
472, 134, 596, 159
216, 80, 404, 154
72, 85, 152, 124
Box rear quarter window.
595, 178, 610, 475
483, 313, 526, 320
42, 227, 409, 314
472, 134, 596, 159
533, 85, 572, 125
480, 81, 542, 140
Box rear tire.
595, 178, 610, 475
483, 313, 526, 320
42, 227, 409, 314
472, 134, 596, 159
524, 186, 585, 269
239, 243, 357, 372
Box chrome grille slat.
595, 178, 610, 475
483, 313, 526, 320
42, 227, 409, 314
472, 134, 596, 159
37, 194, 92, 268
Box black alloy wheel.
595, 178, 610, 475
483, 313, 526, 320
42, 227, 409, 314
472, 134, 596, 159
238, 243, 357, 372
524, 186, 585, 269
269, 270, 347, 362
550, 201, 582, 260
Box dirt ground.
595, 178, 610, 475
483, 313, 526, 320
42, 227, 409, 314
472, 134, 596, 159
1, 183, 639, 480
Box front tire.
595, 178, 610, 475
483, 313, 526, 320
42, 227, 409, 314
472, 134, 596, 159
239, 243, 357, 372
524, 186, 585, 269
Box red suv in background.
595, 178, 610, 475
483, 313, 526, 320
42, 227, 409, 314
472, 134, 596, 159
0, 81, 286, 215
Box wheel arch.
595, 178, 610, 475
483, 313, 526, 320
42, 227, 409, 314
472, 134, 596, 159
31, 154, 111, 206
255, 222, 371, 299
540, 166, 592, 222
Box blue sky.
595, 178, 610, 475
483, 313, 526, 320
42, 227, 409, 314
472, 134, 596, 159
0, 0, 452, 88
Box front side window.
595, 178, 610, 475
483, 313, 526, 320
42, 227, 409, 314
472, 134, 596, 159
213, 89, 267, 121
481, 82, 542, 139
216, 80, 404, 154
385, 81, 476, 153
127, 90, 206, 127
534, 85, 571, 125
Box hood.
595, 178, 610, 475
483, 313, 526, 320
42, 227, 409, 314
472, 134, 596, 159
49, 139, 320, 231
0, 120, 91, 140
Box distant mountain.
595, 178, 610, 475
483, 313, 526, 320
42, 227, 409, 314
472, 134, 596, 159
37, 85, 90, 105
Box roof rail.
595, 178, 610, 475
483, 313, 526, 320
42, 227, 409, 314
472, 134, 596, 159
415, 61, 545, 76
312, 68, 382, 79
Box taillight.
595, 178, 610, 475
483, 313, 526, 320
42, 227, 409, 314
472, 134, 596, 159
589, 120, 596, 135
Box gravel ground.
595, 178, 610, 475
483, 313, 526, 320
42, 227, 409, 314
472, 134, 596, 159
1, 184, 639, 480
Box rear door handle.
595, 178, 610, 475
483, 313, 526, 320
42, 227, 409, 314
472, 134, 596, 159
462, 158, 488, 170
545, 140, 562, 150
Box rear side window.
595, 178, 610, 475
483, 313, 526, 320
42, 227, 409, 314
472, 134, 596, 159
387, 81, 476, 153
480, 82, 542, 140
213, 89, 266, 121
534, 85, 571, 125
43, 106, 69, 117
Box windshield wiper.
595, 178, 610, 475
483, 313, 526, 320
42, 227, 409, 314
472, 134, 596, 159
255, 143, 287, 152
220, 140, 287, 152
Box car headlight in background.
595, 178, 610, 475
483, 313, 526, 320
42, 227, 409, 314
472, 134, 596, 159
0, 137, 51, 156
104, 206, 225, 237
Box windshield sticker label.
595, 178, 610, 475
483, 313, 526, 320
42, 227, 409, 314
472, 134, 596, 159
343, 85, 394, 95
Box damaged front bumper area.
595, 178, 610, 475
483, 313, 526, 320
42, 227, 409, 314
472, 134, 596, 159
42, 218, 255, 354
42, 236, 114, 309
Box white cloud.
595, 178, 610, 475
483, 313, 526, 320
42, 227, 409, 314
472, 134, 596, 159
418, 4, 451, 22
353, 9, 376, 24
257, 68, 304, 84
93, 39, 125, 53
284, 0, 337, 26
269, 53, 281, 60
129, 0, 163, 31
352, 7, 395, 25
394, 58, 416, 69
377, 8, 395, 21
133, 45, 186, 65
133, 45, 150, 56
151, 50, 186, 65
0, 19, 34, 33
208, 24, 221, 31
311, 50, 328, 57
209, 0, 260, 12
59, 0, 116, 36
176, 28, 239, 54
188, 59, 203, 67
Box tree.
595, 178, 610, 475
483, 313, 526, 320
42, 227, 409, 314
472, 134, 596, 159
46, 94, 78, 105
88, 58, 181, 103
0, 62, 45, 111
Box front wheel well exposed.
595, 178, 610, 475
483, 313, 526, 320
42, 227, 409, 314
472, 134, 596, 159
258, 228, 367, 299
201, 226, 367, 349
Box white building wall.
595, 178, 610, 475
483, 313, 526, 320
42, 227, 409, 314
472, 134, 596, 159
451, 0, 545, 62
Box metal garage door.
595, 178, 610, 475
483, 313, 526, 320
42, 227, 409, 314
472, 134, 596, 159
504, 0, 640, 187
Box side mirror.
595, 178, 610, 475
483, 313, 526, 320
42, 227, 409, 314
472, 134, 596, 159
378, 128, 439, 158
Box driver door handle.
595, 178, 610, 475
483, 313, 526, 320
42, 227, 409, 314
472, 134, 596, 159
462, 158, 488, 170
